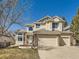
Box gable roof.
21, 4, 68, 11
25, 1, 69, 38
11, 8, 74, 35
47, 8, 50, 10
34, 16, 65, 24
51, 16, 65, 21
63, 25, 70, 31
36, 16, 51, 22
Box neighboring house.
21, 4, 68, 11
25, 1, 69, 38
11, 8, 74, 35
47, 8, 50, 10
0, 31, 15, 48
15, 16, 76, 48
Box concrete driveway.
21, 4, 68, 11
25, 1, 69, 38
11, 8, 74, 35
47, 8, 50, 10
38, 46, 79, 59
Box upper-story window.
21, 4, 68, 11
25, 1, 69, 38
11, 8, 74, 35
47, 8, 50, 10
29, 27, 33, 31
36, 24, 40, 28
52, 23, 58, 28
18, 33, 22, 35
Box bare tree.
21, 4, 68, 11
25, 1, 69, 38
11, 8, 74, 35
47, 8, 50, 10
0, 0, 31, 36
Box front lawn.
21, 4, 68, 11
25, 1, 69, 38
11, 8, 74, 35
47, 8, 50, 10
0, 48, 39, 59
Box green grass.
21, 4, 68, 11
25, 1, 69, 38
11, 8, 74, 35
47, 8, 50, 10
0, 48, 39, 59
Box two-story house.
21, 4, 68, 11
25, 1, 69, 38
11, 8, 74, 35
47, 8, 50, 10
15, 16, 75, 48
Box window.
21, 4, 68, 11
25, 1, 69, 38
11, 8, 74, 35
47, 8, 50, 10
36, 24, 40, 28
29, 27, 33, 31
18, 33, 23, 41
18, 36, 22, 41
18, 33, 22, 35
52, 23, 58, 28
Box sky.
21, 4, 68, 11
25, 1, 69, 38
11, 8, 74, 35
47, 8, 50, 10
23, 0, 79, 24
10, 0, 79, 31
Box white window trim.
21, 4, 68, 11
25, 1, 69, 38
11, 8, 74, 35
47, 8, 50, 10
18, 33, 24, 41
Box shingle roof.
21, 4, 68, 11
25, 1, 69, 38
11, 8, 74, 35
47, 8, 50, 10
63, 25, 70, 31
34, 29, 60, 34
34, 29, 73, 35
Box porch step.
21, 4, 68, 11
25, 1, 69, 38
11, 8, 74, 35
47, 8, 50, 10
19, 45, 31, 49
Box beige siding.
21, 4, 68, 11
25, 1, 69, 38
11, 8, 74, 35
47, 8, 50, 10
33, 21, 52, 31
33, 24, 44, 31
53, 18, 60, 22
45, 21, 52, 31
58, 23, 63, 31
24, 33, 28, 45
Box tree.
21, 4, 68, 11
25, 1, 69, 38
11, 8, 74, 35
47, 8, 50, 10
71, 8, 79, 40
0, 0, 31, 36
62, 17, 68, 27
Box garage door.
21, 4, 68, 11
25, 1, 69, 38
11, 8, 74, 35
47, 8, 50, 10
38, 35, 59, 47
61, 36, 71, 46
